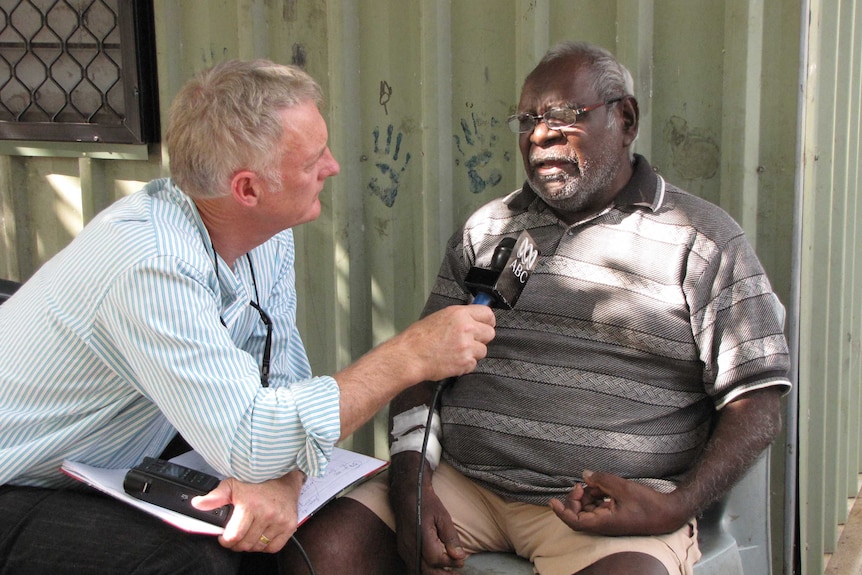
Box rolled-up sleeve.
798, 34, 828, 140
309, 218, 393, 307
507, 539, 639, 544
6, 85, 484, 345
282, 375, 341, 477
96, 253, 342, 483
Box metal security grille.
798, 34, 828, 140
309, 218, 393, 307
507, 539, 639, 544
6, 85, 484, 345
0, 0, 157, 144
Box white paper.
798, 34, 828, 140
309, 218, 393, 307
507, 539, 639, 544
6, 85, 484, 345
61, 447, 388, 536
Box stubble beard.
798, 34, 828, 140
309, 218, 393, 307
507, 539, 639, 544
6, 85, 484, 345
527, 143, 620, 216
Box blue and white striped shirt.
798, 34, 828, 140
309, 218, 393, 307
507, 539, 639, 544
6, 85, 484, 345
0, 178, 341, 488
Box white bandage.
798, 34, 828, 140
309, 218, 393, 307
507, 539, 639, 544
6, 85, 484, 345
389, 405, 443, 469
391, 405, 441, 439
389, 429, 442, 469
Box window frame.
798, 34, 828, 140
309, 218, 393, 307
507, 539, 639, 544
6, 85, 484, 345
0, 0, 159, 147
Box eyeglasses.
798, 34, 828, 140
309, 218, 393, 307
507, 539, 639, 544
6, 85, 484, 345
506, 97, 624, 133
248, 299, 273, 388
245, 255, 272, 388
213, 249, 273, 388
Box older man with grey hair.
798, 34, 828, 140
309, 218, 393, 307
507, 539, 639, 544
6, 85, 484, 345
286, 41, 790, 575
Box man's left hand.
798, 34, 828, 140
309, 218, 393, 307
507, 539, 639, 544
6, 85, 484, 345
192, 469, 306, 552
549, 469, 689, 536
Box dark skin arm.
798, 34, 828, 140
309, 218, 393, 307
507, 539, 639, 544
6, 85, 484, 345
387, 382, 467, 574
550, 386, 784, 536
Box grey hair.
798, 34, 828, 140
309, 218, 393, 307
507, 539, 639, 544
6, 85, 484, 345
536, 42, 635, 135
166, 59, 323, 199
538, 41, 634, 102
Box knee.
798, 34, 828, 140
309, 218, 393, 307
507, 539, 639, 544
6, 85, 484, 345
283, 498, 400, 574
576, 552, 669, 575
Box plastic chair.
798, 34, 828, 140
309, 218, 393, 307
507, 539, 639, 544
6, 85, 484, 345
462, 451, 771, 575
0, 278, 21, 305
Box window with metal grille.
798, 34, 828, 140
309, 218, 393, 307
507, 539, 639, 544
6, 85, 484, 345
0, 0, 158, 145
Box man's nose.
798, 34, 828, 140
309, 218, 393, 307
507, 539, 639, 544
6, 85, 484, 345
529, 120, 563, 145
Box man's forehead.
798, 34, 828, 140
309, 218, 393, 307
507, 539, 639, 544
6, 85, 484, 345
520, 61, 597, 108
279, 102, 328, 156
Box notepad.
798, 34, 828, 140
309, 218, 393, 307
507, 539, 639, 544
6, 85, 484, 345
61, 447, 388, 535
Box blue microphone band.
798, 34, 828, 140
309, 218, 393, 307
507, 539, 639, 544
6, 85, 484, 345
471, 292, 494, 306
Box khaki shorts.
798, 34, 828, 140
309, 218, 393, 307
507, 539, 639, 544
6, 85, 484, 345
346, 461, 701, 575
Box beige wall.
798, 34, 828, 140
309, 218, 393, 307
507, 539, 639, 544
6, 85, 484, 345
2, 2, 860, 573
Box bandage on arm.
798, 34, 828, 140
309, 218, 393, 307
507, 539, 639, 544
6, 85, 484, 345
389, 405, 442, 469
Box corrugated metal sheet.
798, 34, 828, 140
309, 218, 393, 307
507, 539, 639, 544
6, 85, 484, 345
1, 1, 860, 573
797, 0, 862, 573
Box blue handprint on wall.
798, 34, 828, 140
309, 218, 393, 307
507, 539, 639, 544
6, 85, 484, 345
454, 112, 506, 194
366, 125, 411, 208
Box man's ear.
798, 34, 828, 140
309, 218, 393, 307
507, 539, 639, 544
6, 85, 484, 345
229, 170, 263, 207
620, 96, 640, 145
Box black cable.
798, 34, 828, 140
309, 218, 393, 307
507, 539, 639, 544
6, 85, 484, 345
290, 535, 316, 575
415, 380, 447, 575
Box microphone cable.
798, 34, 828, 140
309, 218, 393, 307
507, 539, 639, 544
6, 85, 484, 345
415, 379, 448, 575
290, 534, 317, 575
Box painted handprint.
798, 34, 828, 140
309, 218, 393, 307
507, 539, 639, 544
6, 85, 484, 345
366, 125, 411, 207
454, 112, 506, 194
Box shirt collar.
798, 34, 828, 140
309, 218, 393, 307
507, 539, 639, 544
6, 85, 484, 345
614, 154, 665, 212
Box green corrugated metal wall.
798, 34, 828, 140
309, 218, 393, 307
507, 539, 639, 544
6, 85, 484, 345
798, 1, 862, 573
0, 1, 859, 573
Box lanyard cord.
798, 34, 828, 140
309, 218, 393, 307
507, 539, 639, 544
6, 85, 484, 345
211, 246, 272, 387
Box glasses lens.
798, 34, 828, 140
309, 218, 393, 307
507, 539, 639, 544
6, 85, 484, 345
544, 108, 579, 129
507, 115, 532, 133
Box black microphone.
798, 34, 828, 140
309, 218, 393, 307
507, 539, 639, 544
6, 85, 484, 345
463, 230, 540, 308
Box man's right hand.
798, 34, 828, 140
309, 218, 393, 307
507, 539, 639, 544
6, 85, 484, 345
334, 304, 495, 441
389, 452, 467, 574
396, 305, 496, 383
396, 305, 496, 382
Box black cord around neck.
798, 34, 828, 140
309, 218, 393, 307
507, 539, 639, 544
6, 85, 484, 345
210, 245, 258, 304
211, 247, 272, 386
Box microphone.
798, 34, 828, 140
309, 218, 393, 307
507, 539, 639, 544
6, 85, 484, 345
464, 230, 540, 308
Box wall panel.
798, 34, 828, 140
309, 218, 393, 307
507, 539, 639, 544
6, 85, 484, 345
797, 1, 862, 573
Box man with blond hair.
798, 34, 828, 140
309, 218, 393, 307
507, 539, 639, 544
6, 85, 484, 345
0, 60, 495, 574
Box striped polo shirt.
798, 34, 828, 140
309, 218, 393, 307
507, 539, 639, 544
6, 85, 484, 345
425, 155, 791, 505
0, 178, 340, 488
